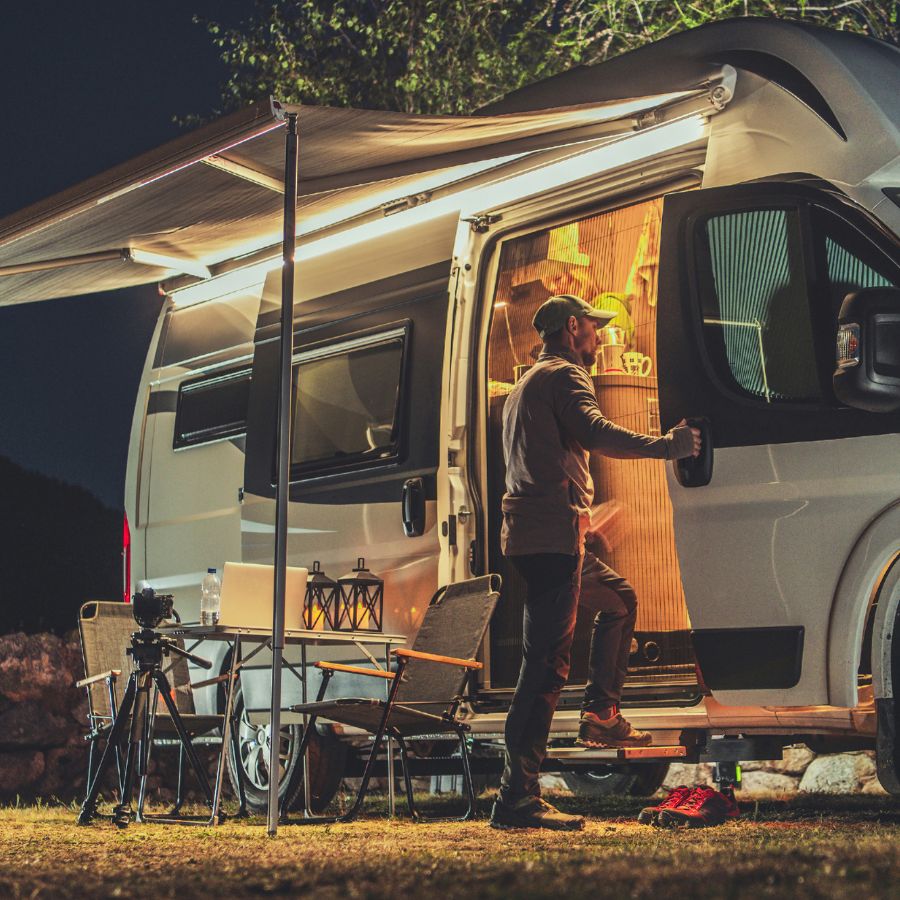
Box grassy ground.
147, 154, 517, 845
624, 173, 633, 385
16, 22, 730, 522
0, 793, 898, 899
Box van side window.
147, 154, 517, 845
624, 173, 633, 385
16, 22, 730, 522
290, 326, 407, 476
698, 208, 822, 403
174, 367, 251, 449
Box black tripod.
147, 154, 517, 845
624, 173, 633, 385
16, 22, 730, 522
78, 628, 216, 828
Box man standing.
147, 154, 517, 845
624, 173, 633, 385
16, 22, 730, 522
490, 294, 701, 831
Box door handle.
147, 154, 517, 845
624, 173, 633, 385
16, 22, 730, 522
401, 477, 426, 537
674, 417, 713, 488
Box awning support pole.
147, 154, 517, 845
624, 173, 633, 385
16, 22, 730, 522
268, 110, 299, 838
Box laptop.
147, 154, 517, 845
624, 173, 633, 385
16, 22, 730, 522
218, 562, 308, 630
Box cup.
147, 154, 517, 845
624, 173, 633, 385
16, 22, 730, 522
623, 351, 652, 377
601, 342, 625, 373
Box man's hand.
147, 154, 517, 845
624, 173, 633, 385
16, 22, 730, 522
674, 418, 702, 458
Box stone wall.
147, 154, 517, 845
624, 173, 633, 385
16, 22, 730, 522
0, 630, 891, 801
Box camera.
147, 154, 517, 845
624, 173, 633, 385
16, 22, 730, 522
131, 586, 176, 629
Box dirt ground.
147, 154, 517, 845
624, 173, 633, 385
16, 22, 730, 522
1, 793, 898, 899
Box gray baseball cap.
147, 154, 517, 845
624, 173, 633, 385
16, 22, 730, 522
532, 294, 616, 340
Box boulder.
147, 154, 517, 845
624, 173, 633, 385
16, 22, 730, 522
738, 770, 800, 795
0, 750, 45, 795
0, 701, 72, 749
36, 746, 89, 799
860, 776, 889, 796
799, 752, 876, 794
662, 762, 715, 789
0, 632, 82, 713
740, 746, 815, 775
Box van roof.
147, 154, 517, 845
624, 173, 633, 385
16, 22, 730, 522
0, 18, 896, 308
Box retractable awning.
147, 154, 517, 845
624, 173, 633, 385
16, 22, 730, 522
0, 88, 714, 306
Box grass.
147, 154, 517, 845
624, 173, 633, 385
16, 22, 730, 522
0, 793, 897, 898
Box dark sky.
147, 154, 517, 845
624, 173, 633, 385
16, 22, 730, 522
0, 1, 259, 506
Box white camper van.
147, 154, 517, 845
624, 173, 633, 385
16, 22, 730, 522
2, 19, 899, 810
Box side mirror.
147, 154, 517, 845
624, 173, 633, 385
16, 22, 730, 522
833, 287, 900, 412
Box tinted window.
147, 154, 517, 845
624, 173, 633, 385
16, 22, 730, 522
290, 328, 407, 475
174, 368, 251, 449
699, 208, 822, 403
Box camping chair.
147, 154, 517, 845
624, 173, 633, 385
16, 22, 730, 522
77, 601, 236, 818
287, 574, 501, 824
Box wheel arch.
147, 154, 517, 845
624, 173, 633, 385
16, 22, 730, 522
827, 500, 900, 707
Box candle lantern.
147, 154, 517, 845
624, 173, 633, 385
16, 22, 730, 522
303, 561, 339, 630
336, 558, 384, 632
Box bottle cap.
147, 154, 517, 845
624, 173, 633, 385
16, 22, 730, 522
208, 568, 216, 574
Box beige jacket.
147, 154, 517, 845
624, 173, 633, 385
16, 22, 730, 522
500, 348, 693, 557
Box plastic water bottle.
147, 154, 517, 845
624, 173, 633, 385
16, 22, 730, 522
200, 568, 221, 626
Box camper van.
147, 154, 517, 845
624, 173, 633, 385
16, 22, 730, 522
1, 19, 899, 810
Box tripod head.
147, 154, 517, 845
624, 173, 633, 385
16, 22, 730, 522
127, 628, 213, 670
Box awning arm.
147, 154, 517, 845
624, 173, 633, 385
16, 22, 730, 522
0, 247, 211, 281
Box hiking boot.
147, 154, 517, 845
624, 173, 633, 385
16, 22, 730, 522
490, 796, 585, 831
637, 785, 693, 826
576, 711, 653, 748
657, 786, 739, 828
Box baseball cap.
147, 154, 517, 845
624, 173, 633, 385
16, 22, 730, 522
532, 294, 616, 340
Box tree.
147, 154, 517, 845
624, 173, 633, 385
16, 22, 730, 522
201, 1, 899, 116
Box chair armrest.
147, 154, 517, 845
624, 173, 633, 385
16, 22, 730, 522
192, 673, 230, 690
391, 649, 482, 670
315, 661, 395, 679
76, 669, 121, 689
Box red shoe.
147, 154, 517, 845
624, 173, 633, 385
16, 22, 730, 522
658, 786, 739, 828
637, 785, 693, 826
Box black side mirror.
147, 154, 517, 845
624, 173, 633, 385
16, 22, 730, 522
833, 287, 900, 412
674, 417, 713, 488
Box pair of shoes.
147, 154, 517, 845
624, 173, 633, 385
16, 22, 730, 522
490, 796, 585, 831
576, 711, 652, 748
637, 785, 693, 825
647, 785, 739, 828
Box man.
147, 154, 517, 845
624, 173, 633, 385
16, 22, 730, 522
490, 294, 701, 831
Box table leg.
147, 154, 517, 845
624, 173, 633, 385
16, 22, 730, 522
301, 641, 312, 816
385, 644, 395, 818
210, 635, 240, 825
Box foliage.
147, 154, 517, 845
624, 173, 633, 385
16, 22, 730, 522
201, 1, 899, 115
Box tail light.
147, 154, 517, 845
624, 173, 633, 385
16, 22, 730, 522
123, 512, 132, 603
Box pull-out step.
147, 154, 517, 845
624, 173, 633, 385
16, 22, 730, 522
547, 745, 687, 761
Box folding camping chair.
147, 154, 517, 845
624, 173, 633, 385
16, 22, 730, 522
77, 601, 231, 818
288, 574, 501, 823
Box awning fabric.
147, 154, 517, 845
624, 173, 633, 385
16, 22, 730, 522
0, 92, 699, 305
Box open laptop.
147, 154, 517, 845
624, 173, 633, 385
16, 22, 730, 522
218, 562, 308, 630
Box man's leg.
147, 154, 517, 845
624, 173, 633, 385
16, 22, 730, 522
577, 552, 650, 747
492, 553, 584, 830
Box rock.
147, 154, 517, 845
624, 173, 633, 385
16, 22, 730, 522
740, 746, 815, 776
0, 632, 83, 713
799, 753, 876, 794
662, 762, 715, 789
738, 771, 800, 795
0, 751, 45, 794
860, 776, 889, 796
0, 702, 72, 749
36, 746, 89, 799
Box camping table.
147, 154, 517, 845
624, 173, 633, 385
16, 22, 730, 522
163, 624, 406, 824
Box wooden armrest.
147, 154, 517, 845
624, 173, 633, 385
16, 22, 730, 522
192, 673, 230, 690
315, 661, 395, 680
391, 648, 482, 670
76, 669, 121, 689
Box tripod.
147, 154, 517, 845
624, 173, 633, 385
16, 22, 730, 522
78, 628, 216, 828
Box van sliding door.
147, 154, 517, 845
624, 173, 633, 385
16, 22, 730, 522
658, 182, 900, 708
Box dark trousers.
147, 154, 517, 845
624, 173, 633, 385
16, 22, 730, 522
499, 551, 638, 803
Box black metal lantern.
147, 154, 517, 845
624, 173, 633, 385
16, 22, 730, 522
304, 561, 339, 630
336, 558, 384, 632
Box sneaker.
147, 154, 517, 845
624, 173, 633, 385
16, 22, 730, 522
490, 796, 585, 831
637, 785, 693, 826
657, 786, 739, 828
576, 711, 653, 748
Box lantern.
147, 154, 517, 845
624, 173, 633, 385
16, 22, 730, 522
303, 561, 339, 631
336, 558, 384, 632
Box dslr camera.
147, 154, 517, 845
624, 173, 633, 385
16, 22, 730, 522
131, 586, 176, 629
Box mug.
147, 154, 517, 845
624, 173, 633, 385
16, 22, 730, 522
623, 351, 652, 377
601, 342, 625, 373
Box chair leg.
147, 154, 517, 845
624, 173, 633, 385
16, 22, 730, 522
456, 727, 477, 822
394, 734, 420, 822
400, 727, 476, 824
171, 744, 186, 815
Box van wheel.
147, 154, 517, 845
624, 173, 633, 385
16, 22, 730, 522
225, 679, 346, 813
561, 762, 669, 797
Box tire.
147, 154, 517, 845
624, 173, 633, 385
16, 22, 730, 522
561, 762, 669, 798
225, 678, 347, 813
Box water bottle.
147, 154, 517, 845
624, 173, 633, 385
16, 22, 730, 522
200, 568, 221, 626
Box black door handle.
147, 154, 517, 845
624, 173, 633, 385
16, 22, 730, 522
401, 477, 426, 537
674, 417, 713, 488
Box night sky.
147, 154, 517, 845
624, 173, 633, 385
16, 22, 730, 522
1, 1, 259, 507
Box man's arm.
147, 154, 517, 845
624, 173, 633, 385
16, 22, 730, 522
552, 366, 696, 460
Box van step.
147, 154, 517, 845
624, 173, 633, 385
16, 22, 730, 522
547, 745, 687, 761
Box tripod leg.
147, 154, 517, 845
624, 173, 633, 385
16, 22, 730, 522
78, 675, 137, 826
136, 682, 158, 823
171, 744, 186, 815
113, 671, 152, 829
153, 671, 214, 806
